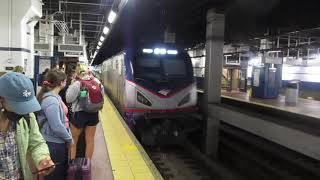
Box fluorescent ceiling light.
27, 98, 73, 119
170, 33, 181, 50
268, 50, 282, 53
98, 41, 102, 46
108, 10, 117, 24
97, 46, 100, 50
100, 36, 105, 42
154, 48, 161, 55
167, 50, 178, 55
143, 49, 153, 53
103, 26, 110, 35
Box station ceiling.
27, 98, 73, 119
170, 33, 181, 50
42, 0, 320, 65
42, 0, 114, 49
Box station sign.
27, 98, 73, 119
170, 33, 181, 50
58, 44, 84, 53
226, 58, 240, 65
34, 43, 50, 52
264, 57, 282, 64
64, 51, 84, 57
5, 67, 14, 71
225, 55, 240, 66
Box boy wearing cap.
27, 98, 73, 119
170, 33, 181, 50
0, 72, 54, 180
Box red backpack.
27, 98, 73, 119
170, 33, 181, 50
79, 78, 104, 113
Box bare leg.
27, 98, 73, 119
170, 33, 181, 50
70, 124, 82, 160
85, 125, 97, 159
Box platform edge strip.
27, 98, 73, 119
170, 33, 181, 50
102, 95, 164, 180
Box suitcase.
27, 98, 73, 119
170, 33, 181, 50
67, 158, 92, 180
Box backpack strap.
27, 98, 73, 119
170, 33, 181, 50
38, 95, 55, 130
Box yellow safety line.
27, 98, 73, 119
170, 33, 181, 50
100, 95, 164, 180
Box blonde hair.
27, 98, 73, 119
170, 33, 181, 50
13, 66, 24, 73
76, 64, 88, 77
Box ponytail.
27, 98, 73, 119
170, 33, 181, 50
36, 69, 67, 103
37, 84, 52, 103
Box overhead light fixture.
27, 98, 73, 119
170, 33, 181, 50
98, 41, 102, 46
108, 10, 117, 24
103, 26, 110, 35
268, 50, 282, 53
100, 36, 105, 42
143, 49, 153, 53
93, 51, 97, 58
154, 48, 166, 55
167, 50, 178, 55
97, 46, 100, 50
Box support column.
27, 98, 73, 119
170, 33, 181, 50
0, 0, 42, 77
203, 9, 225, 157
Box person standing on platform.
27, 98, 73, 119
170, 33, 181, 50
13, 65, 25, 74
37, 69, 73, 180
0, 72, 54, 180
66, 65, 103, 160
59, 71, 76, 129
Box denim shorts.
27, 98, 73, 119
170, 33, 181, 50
71, 111, 99, 129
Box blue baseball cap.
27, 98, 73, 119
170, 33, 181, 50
0, 72, 41, 114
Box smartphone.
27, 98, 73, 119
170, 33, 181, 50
32, 162, 59, 174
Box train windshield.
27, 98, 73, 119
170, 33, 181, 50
134, 55, 190, 82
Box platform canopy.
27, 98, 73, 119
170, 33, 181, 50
42, 0, 320, 65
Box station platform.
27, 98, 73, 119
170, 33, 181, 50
198, 89, 320, 160
198, 89, 320, 119
221, 91, 320, 119
92, 95, 163, 180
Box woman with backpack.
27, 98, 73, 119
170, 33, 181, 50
66, 65, 104, 160
37, 69, 73, 180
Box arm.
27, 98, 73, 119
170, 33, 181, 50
66, 81, 80, 103
94, 77, 105, 95
44, 103, 73, 144
27, 113, 51, 168
100, 83, 105, 96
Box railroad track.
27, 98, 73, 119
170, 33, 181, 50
219, 123, 320, 180
147, 146, 214, 180
145, 133, 240, 180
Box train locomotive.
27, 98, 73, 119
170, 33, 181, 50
97, 45, 198, 145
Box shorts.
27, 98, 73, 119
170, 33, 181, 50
71, 111, 99, 129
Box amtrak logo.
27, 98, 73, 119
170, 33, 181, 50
158, 89, 171, 96
22, 90, 32, 98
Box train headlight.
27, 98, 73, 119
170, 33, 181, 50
137, 92, 152, 106
178, 93, 190, 106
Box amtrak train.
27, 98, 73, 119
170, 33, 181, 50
98, 46, 197, 143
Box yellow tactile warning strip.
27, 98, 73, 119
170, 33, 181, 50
100, 95, 164, 180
